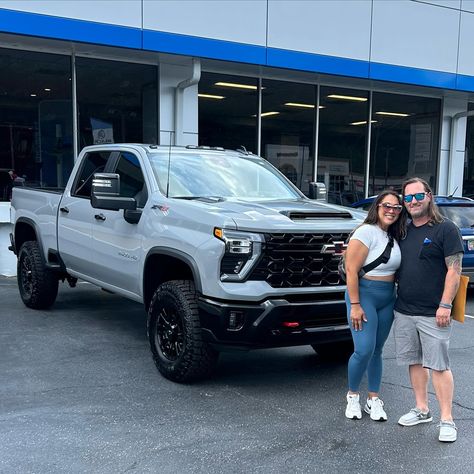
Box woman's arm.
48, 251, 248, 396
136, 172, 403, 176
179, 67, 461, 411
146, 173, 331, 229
345, 239, 369, 331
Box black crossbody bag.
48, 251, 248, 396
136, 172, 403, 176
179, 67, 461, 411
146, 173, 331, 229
338, 235, 394, 282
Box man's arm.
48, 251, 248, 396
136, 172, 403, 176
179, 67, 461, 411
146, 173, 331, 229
436, 252, 463, 327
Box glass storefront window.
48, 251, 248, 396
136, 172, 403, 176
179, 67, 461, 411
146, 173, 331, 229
261, 79, 316, 195
0, 48, 73, 199
76, 57, 158, 149
198, 72, 258, 153
369, 92, 441, 195
318, 87, 369, 206
463, 103, 474, 197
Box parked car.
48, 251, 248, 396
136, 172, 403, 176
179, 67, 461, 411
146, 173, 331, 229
351, 195, 474, 282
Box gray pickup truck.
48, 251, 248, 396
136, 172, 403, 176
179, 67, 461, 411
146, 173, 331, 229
10, 144, 363, 382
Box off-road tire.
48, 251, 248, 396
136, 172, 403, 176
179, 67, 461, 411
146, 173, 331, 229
147, 280, 218, 383
311, 340, 354, 360
17, 241, 59, 309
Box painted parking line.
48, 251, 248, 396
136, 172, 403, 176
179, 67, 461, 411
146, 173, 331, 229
464, 314, 474, 319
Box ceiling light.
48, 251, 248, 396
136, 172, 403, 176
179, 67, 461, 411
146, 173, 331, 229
253, 111, 280, 118
30, 93, 37, 97
198, 93, 225, 100
44, 88, 51, 92
215, 81, 257, 90
350, 120, 377, 126
328, 94, 367, 102
285, 102, 315, 109
375, 111, 410, 117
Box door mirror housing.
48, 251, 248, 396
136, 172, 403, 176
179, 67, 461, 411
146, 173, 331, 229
91, 173, 136, 211
308, 182, 327, 201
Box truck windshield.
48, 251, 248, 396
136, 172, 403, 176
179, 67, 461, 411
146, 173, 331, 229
148, 151, 302, 200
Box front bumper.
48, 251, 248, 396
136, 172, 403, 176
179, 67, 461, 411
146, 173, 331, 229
198, 293, 350, 350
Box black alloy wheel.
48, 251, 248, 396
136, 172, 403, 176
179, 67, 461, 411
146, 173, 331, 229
155, 305, 184, 361
17, 241, 58, 309
147, 280, 218, 383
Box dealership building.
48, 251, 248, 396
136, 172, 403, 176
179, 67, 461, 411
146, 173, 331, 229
1, 0, 474, 208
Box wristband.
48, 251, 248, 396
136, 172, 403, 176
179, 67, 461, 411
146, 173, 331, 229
439, 302, 452, 309
350, 302, 360, 305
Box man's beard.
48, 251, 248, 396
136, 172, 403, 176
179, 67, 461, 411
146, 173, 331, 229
410, 204, 429, 218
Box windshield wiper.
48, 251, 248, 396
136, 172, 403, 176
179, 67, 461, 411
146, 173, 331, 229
173, 196, 225, 203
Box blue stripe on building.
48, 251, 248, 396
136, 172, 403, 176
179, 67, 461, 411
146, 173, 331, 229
1, 7, 473, 93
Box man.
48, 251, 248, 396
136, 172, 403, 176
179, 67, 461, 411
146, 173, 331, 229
394, 177, 463, 443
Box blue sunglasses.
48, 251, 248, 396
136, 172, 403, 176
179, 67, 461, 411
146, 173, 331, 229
403, 192, 429, 203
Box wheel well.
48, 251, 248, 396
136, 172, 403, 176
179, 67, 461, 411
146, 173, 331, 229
15, 222, 37, 252
143, 253, 195, 310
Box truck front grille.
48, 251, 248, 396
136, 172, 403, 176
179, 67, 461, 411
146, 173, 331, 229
249, 232, 350, 288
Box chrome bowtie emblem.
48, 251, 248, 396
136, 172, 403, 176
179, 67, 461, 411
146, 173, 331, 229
321, 241, 347, 256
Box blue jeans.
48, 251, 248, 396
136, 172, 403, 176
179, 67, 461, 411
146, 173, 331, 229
345, 279, 395, 393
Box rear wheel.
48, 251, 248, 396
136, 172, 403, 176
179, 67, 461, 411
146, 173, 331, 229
147, 280, 218, 383
17, 241, 58, 309
311, 340, 354, 360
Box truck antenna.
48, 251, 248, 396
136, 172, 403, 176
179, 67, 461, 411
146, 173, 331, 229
166, 132, 173, 198
448, 185, 458, 198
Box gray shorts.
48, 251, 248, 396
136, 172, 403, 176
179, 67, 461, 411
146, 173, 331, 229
393, 311, 452, 371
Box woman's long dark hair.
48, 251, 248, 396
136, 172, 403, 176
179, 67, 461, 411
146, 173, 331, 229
362, 190, 407, 241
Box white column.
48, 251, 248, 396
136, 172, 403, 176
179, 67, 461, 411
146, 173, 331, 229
159, 60, 199, 146
438, 97, 468, 195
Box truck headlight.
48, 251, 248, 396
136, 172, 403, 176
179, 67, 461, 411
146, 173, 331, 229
214, 228, 264, 281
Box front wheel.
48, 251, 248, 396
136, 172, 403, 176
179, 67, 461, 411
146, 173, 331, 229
147, 280, 218, 383
17, 241, 59, 309
311, 340, 354, 360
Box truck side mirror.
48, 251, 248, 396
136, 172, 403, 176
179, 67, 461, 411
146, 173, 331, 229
91, 173, 136, 211
308, 182, 327, 201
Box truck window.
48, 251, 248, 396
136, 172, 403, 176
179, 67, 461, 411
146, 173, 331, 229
114, 152, 148, 208
72, 151, 110, 198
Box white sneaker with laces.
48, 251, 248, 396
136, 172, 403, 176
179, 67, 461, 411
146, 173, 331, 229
364, 397, 387, 421
345, 393, 362, 420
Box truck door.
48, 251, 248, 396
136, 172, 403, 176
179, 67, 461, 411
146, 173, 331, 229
90, 151, 147, 296
57, 150, 111, 277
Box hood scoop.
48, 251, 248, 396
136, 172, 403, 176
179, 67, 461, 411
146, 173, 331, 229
280, 210, 353, 220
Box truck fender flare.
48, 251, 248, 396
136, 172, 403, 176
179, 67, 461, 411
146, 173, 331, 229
14, 217, 46, 262
144, 247, 203, 293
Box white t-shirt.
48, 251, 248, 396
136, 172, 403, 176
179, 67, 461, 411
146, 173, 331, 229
349, 224, 401, 276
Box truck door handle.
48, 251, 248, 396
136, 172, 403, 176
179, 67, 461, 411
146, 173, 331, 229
60, 207, 69, 213
94, 213, 106, 221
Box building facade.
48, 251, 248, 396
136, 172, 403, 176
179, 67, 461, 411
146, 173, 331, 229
1, 0, 474, 207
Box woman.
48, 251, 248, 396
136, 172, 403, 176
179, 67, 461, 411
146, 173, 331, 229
344, 190, 406, 421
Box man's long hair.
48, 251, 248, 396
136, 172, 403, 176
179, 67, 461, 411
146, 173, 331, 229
402, 177, 443, 225
363, 190, 407, 241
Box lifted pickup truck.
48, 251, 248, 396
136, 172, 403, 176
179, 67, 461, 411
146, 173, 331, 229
10, 144, 362, 382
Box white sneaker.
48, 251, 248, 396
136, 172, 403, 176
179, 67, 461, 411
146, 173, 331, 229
345, 393, 362, 420
364, 397, 387, 421
438, 420, 457, 442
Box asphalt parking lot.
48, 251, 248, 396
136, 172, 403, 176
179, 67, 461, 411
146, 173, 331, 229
2, 276, 474, 474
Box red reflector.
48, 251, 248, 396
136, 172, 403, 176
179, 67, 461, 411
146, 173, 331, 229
282, 321, 300, 328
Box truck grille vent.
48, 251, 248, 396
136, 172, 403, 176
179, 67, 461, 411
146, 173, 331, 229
249, 232, 351, 288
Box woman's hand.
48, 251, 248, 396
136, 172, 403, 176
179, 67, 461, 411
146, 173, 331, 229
350, 304, 367, 331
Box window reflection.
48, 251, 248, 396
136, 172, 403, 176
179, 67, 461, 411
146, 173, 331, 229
199, 72, 258, 152
369, 93, 440, 195
318, 87, 368, 206
76, 57, 158, 149
261, 79, 316, 196
0, 48, 73, 197
463, 103, 474, 198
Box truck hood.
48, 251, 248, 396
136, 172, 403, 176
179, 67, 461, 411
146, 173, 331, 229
199, 198, 362, 232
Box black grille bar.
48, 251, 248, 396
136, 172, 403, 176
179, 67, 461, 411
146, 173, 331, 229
249, 232, 350, 288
